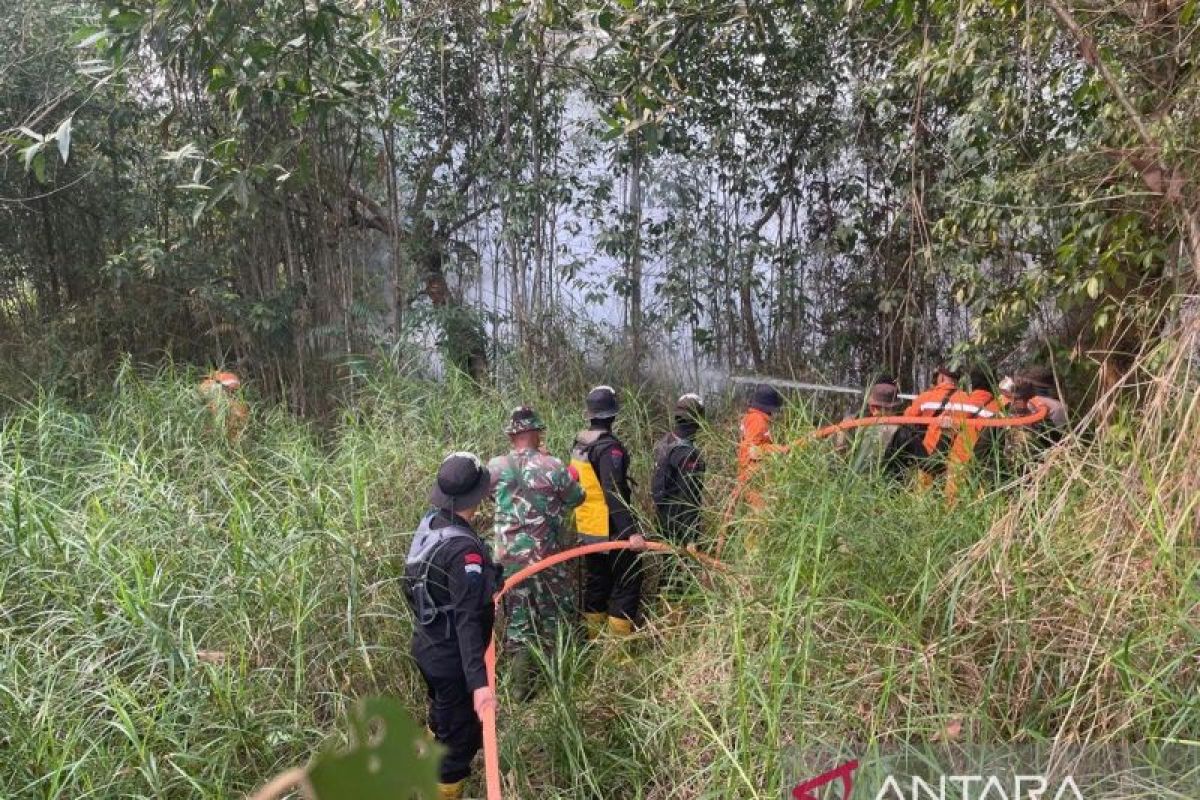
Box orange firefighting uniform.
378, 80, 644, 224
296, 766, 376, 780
736, 408, 788, 510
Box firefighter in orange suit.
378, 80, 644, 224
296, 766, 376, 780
940, 368, 1003, 502
736, 384, 788, 511
904, 364, 962, 457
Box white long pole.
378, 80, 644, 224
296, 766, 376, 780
729, 375, 916, 401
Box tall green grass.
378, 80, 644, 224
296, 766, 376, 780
0, 362, 1195, 799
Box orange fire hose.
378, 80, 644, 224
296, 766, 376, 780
479, 539, 727, 800
809, 405, 1048, 440
477, 411, 1048, 796
712, 407, 1050, 556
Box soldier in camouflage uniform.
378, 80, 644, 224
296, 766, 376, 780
487, 406, 585, 699
846, 381, 926, 481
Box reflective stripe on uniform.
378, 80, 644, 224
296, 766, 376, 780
918, 402, 997, 418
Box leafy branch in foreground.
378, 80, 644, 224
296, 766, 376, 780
249, 698, 442, 800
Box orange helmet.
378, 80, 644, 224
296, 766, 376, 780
200, 370, 241, 394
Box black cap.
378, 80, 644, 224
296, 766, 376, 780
585, 385, 619, 420
1020, 366, 1056, 390
968, 366, 993, 392
935, 363, 962, 381
674, 393, 705, 423
429, 452, 491, 512
749, 383, 783, 414
1011, 380, 1035, 402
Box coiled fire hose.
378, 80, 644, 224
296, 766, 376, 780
480, 540, 728, 800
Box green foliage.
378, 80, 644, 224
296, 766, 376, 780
0, 367, 1194, 796
3, 0, 1199, 403
308, 698, 442, 800
99, 0, 385, 215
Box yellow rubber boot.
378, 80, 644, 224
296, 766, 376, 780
583, 611, 607, 640
607, 616, 635, 637
438, 780, 465, 800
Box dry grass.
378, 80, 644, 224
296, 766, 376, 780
0, 353, 1195, 798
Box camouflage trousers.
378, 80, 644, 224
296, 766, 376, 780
499, 562, 574, 652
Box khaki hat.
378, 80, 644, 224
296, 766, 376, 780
867, 382, 901, 409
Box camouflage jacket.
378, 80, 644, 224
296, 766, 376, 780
487, 448, 585, 572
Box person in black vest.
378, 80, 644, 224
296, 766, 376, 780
651, 393, 707, 599
569, 385, 647, 638
404, 452, 502, 800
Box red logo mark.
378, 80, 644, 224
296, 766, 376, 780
791, 760, 859, 800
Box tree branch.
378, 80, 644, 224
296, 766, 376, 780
1044, 0, 1200, 279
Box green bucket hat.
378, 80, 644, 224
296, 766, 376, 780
504, 405, 546, 436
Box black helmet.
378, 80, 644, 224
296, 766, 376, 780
585, 385, 619, 420
674, 393, 705, 423
428, 451, 491, 512
749, 383, 784, 414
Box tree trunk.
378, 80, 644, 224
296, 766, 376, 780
414, 227, 489, 384
626, 138, 644, 367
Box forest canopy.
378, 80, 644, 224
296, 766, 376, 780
2, 0, 1198, 407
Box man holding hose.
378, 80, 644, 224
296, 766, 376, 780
570, 385, 647, 639
404, 452, 502, 800
651, 393, 707, 599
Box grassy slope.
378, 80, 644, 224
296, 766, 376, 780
0, 366, 1195, 799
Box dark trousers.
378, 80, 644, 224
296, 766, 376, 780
658, 519, 699, 599
582, 546, 643, 621
419, 667, 480, 784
